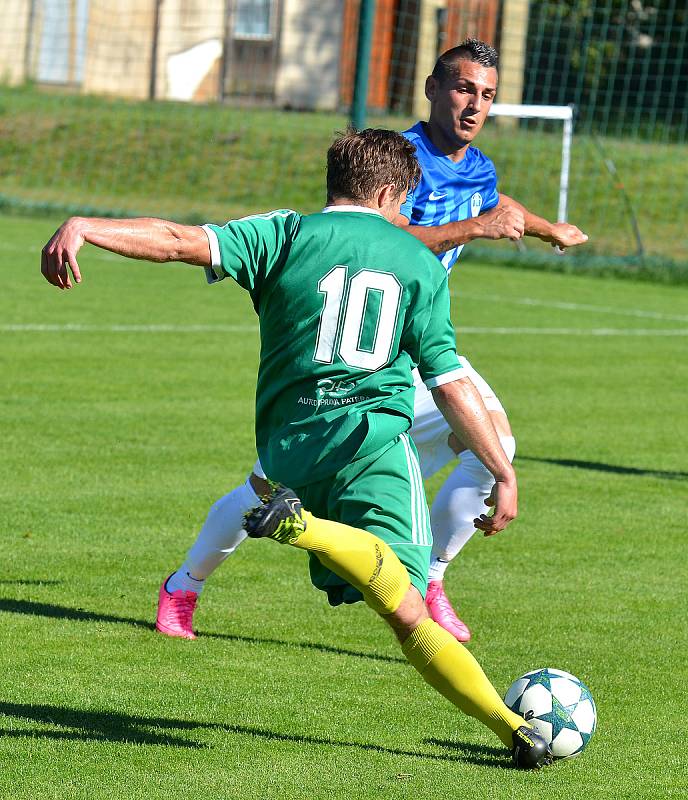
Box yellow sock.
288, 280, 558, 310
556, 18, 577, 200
402, 618, 525, 747
285, 511, 410, 614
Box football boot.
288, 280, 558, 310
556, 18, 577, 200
511, 725, 554, 769
244, 485, 307, 544
156, 575, 197, 639
425, 580, 471, 642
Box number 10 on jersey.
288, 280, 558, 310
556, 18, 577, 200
313, 266, 402, 372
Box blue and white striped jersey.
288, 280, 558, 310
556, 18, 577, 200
400, 122, 500, 272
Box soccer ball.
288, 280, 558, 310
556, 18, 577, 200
504, 668, 597, 759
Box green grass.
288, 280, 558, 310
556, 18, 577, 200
2, 214, 687, 799
1, 85, 687, 270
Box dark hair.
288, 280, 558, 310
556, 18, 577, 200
432, 38, 499, 85
326, 127, 421, 204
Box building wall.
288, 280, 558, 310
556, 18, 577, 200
1, 0, 517, 113
81, 1, 156, 99
413, 0, 446, 118
499, 0, 530, 107
0, 0, 225, 100
82, 0, 224, 101
275, 0, 343, 110
156, 0, 224, 102
0, 0, 31, 85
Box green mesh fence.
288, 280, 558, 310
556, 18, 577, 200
0, 1, 686, 278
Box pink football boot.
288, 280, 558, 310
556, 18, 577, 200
425, 580, 471, 642
156, 575, 198, 639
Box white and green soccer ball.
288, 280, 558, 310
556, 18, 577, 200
504, 668, 597, 759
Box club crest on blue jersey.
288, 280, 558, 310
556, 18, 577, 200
471, 192, 483, 217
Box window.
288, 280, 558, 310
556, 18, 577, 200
234, 0, 274, 40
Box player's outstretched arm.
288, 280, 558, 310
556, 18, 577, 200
431, 377, 517, 535
41, 216, 211, 289
395, 201, 526, 253
396, 214, 483, 253
498, 193, 588, 250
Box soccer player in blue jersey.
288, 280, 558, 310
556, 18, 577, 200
391, 39, 588, 642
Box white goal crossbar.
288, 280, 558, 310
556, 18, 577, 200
488, 104, 574, 223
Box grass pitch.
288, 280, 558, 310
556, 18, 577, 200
2, 215, 687, 799
2, 85, 687, 269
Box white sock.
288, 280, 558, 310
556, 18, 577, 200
167, 477, 260, 593
427, 557, 451, 582
430, 436, 516, 565
165, 569, 205, 595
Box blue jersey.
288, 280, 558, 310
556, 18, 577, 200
400, 122, 500, 272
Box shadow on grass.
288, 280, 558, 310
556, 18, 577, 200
423, 737, 512, 769
0, 597, 404, 664
202, 630, 404, 663
0, 597, 152, 630
0, 579, 62, 586
0, 701, 214, 748
0, 702, 509, 766
218, 723, 508, 767
518, 455, 687, 481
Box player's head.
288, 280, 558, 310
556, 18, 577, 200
425, 38, 499, 151
326, 128, 421, 219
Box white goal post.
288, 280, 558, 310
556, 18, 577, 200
488, 104, 574, 224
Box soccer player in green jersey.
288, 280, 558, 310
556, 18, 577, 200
153, 40, 589, 649
41, 128, 551, 768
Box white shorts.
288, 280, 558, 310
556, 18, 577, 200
409, 356, 506, 479
252, 356, 505, 482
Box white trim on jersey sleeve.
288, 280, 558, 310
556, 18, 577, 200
202, 224, 224, 283
424, 365, 469, 389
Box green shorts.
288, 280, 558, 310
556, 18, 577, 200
294, 432, 432, 607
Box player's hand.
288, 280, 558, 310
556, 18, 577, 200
475, 205, 525, 241
474, 478, 518, 536
41, 218, 85, 289
546, 223, 588, 250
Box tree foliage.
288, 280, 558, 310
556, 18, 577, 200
523, 0, 688, 137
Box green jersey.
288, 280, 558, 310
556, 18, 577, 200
204, 206, 465, 486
